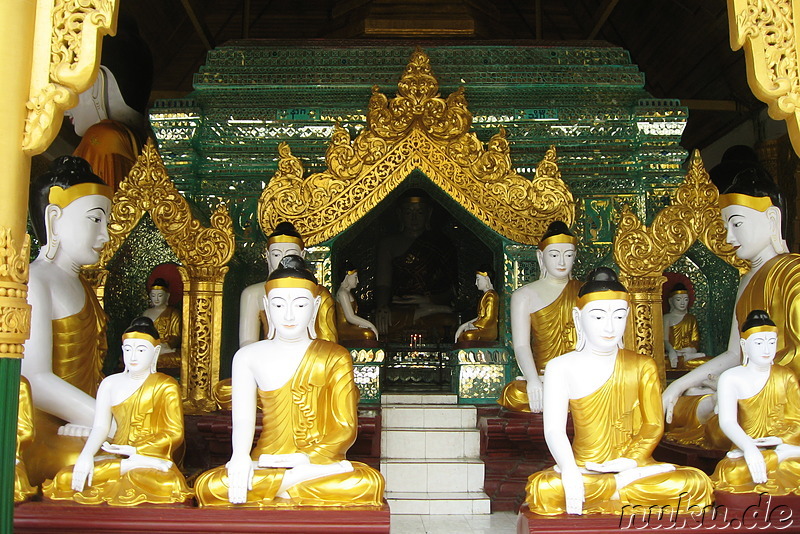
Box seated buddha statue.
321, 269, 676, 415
711, 309, 800, 496
663, 283, 707, 369
663, 167, 800, 445
43, 317, 192, 505
14, 377, 36, 502
499, 221, 580, 413
335, 260, 379, 344
195, 263, 385, 507
141, 278, 181, 368
454, 266, 499, 344
22, 156, 112, 485
525, 268, 713, 515
374, 190, 457, 342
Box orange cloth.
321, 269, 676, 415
73, 119, 140, 190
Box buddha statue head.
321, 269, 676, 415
475, 265, 494, 292
122, 316, 161, 375
573, 267, 630, 353
29, 155, 113, 265
148, 278, 170, 308
263, 256, 321, 341
667, 283, 690, 314
397, 189, 432, 237
739, 309, 778, 367
340, 260, 359, 291
266, 222, 305, 274
537, 220, 577, 281
720, 167, 788, 261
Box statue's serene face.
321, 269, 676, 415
669, 293, 689, 313
51, 194, 111, 266
149, 289, 168, 307
577, 299, 629, 354
122, 337, 158, 374
400, 202, 429, 234
721, 204, 773, 261
475, 274, 490, 291
541, 243, 576, 280
742, 331, 778, 368
344, 272, 359, 289
266, 286, 317, 341
267, 242, 303, 272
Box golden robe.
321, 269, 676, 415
15, 377, 36, 502
43, 373, 192, 505
711, 366, 800, 495
667, 254, 800, 445
498, 280, 580, 412
24, 276, 107, 485
525, 350, 713, 515
152, 306, 181, 368
458, 290, 499, 342
73, 119, 140, 190
668, 314, 708, 370
196, 340, 385, 508
336, 298, 377, 342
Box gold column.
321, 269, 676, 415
620, 274, 667, 383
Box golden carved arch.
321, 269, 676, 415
259, 48, 575, 245
614, 150, 749, 383
88, 139, 236, 413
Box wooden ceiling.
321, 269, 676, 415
120, 0, 761, 152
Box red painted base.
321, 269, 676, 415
14, 500, 390, 533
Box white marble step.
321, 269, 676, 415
382, 427, 481, 458
381, 393, 458, 405
381, 458, 485, 493
386, 491, 492, 515
382, 404, 477, 429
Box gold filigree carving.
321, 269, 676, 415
259, 48, 575, 246
24, 0, 119, 154
89, 140, 235, 413
728, 0, 800, 155
0, 229, 31, 358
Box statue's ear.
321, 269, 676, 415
44, 204, 62, 241
300, 249, 307, 259
536, 249, 545, 278
263, 295, 275, 339
307, 295, 321, 339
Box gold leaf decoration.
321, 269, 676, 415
259, 48, 575, 245
0, 229, 31, 358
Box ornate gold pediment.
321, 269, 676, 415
614, 150, 748, 277
259, 48, 575, 246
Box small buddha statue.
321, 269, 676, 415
663, 283, 706, 369
335, 260, 379, 344
195, 263, 385, 507
42, 317, 192, 505
499, 221, 580, 413
525, 268, 713, 515
22, 156, 113, 484
454, 266, 499, 344
663, 167, 800, 444
712, 309, 800, 496
14, 377, 36, 502
141, 278, 181, 368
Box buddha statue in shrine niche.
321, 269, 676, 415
335, 260, 379, 343
525, 268, 713, 515
711, 309, 800, 497
141, 278, 181, 368
195, 263, 385, 507
499, 221, 580, 413
454, 266, 499, 344
43, 317, 191, 505
663, 282, 707, 369
22, 156, 112, 485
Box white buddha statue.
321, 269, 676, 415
141, 277, 181, 367
663, 282, 706, 369
454, 266, 499, 344
335, 260, 379, 343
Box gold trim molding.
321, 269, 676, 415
728, 0, 800, 155
0, 229, 31, 359
88, 139, 236, 413
259, 48, 575, 245
615, 150, 749, 382
24, 0, 119, 154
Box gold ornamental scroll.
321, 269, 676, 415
87, 140, 236, 413
259, 48, 575, 246
728, 0, 800, 156
614, 150, 748, 385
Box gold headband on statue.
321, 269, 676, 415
122, 331, 159, 346
476, 270, 489, 277
149, 285, 167, 292
742, 324, 778, 339
670, 289, 688, 296
576, 290, 630, 309
405, 196, 423, 204
48, 183, 113, 209
267, 234, 304, 249
264, 277, 319, 296
719, 193, 773, 212
347, 268, 358, 275
538, 234, 577, 251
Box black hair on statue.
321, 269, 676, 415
125, 316, 160, 341
670, 282, 687, 293
578, 267, 627, 298
741, 309, 776, 333
278, 254, 308, 272
709, 145, 761, 194
149, 278, 169, 290
269, 255, 318, 285
476, 263, 494, 283
541, 220, 574, 241
100, 15, 153, 115
29, 156, 105, 244
722, 167, 786, 235
269, 221, 302, 240
343, 259, 357, 273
